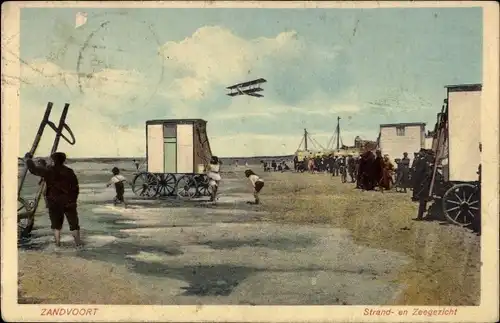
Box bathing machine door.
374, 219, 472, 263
176, 122, 194, 173
446, 85, 481, 182
146, 123, 164, 173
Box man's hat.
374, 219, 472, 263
50, 152, 66, 164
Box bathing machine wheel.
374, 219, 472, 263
132, 172, 159, 198
176, 175, 198, 199
194, 174, 213, 197
442, 182, 480, 226
156, 173, 176, 197
18, 197, 35, 236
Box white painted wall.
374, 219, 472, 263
147, 124, 164, 173
448, 90, 481, 181
379, 125, 425, 164
176, 124, 194, 173
425, 137, 433, 150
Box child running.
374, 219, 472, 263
244, 169, 265, 205
106, 167, 128, 207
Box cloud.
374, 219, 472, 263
20, 59, 78, 89
159, 26, 304, 100
18, 60, 154, 157
21, 60, 149, 102
19, 97, 145, 158
211, 89, 363, 121
17, 26, 369, 157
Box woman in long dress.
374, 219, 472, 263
379, 155, 395, 191
207, 156, 221, 202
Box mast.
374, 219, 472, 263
304, 128, 308, 150
336, 117, 341, 151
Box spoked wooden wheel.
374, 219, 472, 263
442, 183, 480, 226
156, 173, 176, 197
176, 175, 198, 199
18, 197, 35, 236
132, 172, 159, 198
195, 175, 213, 197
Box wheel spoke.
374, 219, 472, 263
446, 206, 460, 213
467, 210, 476, 219
453, 210, 462, 221
470, 206, 479, 211
454, 193, 463, 203
469, 200, 479, 206
447, 200, 461, 205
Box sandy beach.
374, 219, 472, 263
17, 162, 480, 305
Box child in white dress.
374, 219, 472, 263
244, 169, 264, 204
207, 156, 221, 202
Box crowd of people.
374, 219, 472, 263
260, 160, 291, 172
21, 145, 481, 249
291, 150, 415, 192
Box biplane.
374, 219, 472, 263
226, 78, 267, 98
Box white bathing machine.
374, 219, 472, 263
132, 119, 214, 199
424, 83, 482, 226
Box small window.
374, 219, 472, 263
163, 124, 177, 138
396, 126, 405, 136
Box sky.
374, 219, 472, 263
16, 6, 482, 157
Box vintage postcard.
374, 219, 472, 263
1, 1, 499, 322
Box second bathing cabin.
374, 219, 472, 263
378, 122, 426, 164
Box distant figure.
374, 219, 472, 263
245, 169, 265, 205
107, 167, 128, 207
133, 159, 140, 171
347, 155, 356, 183
293, 155, 298, 171
245, 161, 249, 168
263, 161, 270, 172
235, 160, 239, 168
358, 151, 377, 190
308, 158, 315, 173
271, 160, 277, 172
25, 152, 81, 248
399, 152, 411, 193
207, 156, 222, 202
379, 155, 395, 191
410, 152, 418, 181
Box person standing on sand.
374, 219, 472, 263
106, 167, 129, 208
25, 152, 82, 248
308, 158, 315, 173
133, 159, 140, 171
400, 152, 411, 193
207, 156, 222, 202
244, 169, 265, 204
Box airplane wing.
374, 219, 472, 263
246, 92, 263, 98
226, 78, 267, 89
227, 87, 264, 96
242, 88, 263, 94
